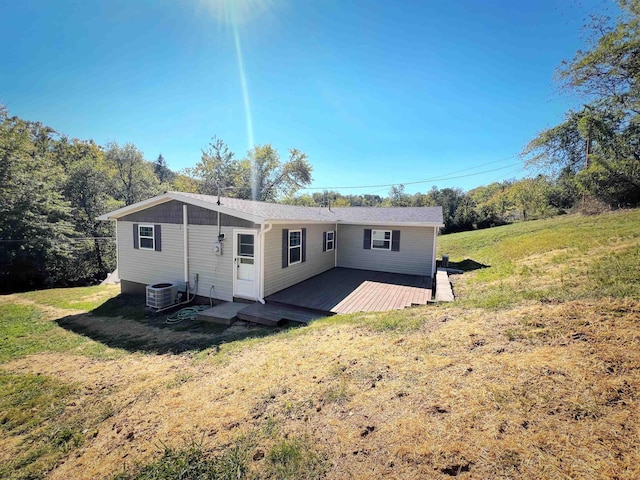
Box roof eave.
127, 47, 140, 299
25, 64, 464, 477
265, 219, 444, 227
96, 192, 267, 225
96, 193, 173, 221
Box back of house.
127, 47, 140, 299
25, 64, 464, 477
98, 192, 444, 305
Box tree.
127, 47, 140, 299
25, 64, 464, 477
388, 184, 410, 206
0, 109, 77, 291
189, 137, 238, 196
56, 138, 116, 280
558, 1, 640, 115
241, 145, 313, 201
424, 187, 469, 232
154, 154, 175, 184
104, 142, 162, 205
523, 1, 640, 208
508, 176, 552, 221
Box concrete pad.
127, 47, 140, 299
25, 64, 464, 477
196, 302, 250, 325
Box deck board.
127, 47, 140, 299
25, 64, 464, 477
266, 268, 432, 314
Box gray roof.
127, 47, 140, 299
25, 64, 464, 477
98, 191, 444, 226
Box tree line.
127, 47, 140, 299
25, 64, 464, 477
285, 175, 578, 234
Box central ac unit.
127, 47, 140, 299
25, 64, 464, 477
146, 282, 178, 309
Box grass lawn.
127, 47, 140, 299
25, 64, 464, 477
1, 209, 639, 479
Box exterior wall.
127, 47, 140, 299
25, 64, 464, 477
117, 220, 256, 302
120, 279, 147, 296
336, 224, 436, 277
117, 221, 186, 290
121, 201, 255, 227
263, 223, 336, 297
187, 224, 251, 302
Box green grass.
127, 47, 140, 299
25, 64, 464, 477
437, 209, 640, 308
0, 371, 82, 480
113, 429, 328, 480
0, 371, 76, 434
21, 285, 117, 311
0, 302, 115, 363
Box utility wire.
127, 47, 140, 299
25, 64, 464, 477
301, 161, 524, 191
0, 237, 115, 243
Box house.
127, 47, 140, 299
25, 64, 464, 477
97, 192, 444, 308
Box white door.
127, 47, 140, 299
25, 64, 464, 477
233, 230, 257, 300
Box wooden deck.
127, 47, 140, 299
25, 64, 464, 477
266, 267, 433, 314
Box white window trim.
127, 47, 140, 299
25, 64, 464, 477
326, 230, 335, 252
289, 229, 302, 265
139, 224, 155, 250
371, 229, 392, 250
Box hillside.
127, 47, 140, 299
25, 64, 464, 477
1, 210, 639, 479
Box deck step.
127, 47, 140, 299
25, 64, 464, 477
237, 303, 326, 326
196, 302, 249, 325
435, 268, 455, 302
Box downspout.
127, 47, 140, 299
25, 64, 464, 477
115, 220, 119, 279
334, 222, 338, 268
183, 204, 189, 287
431, 226, 438, 278
257, 221, 273, 304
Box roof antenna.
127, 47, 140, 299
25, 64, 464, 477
216, 179, 221, 206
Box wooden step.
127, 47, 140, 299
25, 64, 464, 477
237, 303, 327, 327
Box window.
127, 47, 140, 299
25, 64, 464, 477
238, 234, 254, 257
325, 231, 335, 252
289, 229, 302, 265
139, 225, 155, 250
371, 230, 391, 250
282, 228, 306, 268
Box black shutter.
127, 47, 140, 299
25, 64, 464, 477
334, 231, 337, 249
363, 229, 371, 249
323, 231, 327, 252
133, 224, 139, 249
154, 224, 162, 251
391, 230, 401, 251
282, 229, 289, 268
301, 228, 307, 262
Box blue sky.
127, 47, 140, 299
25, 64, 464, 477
0, 0, 617, 195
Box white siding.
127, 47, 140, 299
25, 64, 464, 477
336, 224, 436, 276
187, 225, 239, 302
118, 221, 244, 301
263, 223, 336, 297
118, 221, 185, 288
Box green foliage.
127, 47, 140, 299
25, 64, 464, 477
524, 1, 640, 209
104, 141, 162, 206
190, 138, 313, 201
0, 111, 78, 290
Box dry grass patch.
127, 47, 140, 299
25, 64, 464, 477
0, 298, 638, 478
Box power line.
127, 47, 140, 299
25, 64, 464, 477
301, 159, 524, 191
0, 237, 115, 243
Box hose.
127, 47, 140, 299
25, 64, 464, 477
165, 305, 209, 324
